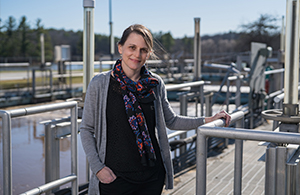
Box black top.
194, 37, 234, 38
105, 75, 164, 183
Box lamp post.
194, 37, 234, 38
194, 18, 201, 81
83, 0, 95, 99
109, 0, 114, 60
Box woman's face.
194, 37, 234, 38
118, 32, 150, 73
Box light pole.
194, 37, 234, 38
109, 0, 114, 60
83, 0, 95, 99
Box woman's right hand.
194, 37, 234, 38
96, 166, 117, 184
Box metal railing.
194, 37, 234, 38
196, 110, 300, 195
0, 101, 78, 195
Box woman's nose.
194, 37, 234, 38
133, 49, 140, 57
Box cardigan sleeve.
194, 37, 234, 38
80, 77, 106, 175
157, 76, 205, 130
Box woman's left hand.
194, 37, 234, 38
205, 110, 231, 127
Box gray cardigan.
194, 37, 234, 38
80, 70, 205, 195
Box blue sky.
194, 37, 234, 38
0, 0, 286, 38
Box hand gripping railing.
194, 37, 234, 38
196, 111, 300, 195
0, 101, 78, 195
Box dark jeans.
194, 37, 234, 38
99, 172, 165, 195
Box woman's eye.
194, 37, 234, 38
141, 48, 148, 53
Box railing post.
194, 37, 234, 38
194, 18, 201, 81
83, 0, 95, 99
265, 147, 277, 195
179, 93, 188, 155
226, 79, 230, 113
200, 85, 204, 117
196, 130, 207, 195
71, 103, 78, 195
32, 69, 36, 98
276, 147, 287, 194
234, 116, 244, 195
1, 111, 12, 195
205, 92, 213, 117
45, 123, 60, 195
236, 56, 242, 109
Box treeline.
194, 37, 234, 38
0, 14, 281, 64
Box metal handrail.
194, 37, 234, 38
0, 101, 78, 195
165, 80, 208, 91
196, 110, 300, 195
19, 174, 77, 195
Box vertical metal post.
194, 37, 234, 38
109, 0, 114, 60
71, 103, 78, 195
99, 60, 103, 73
196, 131, 207, 195
49, 69, 53, 99
276, 147, 287, 194
224, 79, 229, 147
281, 16, 285, 53
45, 123, 60, 195
179, 93, 187, 154
265, 147, 277, 195
235, 56, 242, 109
226, 79, 230, 113
205, 92, 213, 117
200, 85, 204, 117
1, 111, 12, 195
283, 0, 300, 116
194, 18, 201, 81
83, 0, 95, 98
234, 117, 244, 195
32, 69, 36, 98
40, 33, 45, 65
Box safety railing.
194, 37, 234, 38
0, 101, 78, 195
196, 110, 300, 195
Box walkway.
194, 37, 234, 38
162, 120, 272, 195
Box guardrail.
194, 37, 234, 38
0, 101, 78, 195
196, 110, 300, 195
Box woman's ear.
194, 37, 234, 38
118, 44, 123, 55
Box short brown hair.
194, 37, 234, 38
118, 24, 154, 54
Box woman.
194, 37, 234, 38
80, 24, 231, 195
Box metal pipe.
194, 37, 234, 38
0, 101, 78, 195
234, 139, 243, 194
264, 68, 285, 75
199, 126, 300, 144
196, 133, 207, 195
40, 33, 45, 65
19, 175, 77, 195
200, 85, 204, 116
265, 147, 277, 195
275, 147, 287, 194
194, 18, 201, 80
83, 0, 95, 95
226, 79, 230, 113
196, 111, 245, 195
179, 93, 188, 155
165, 80, 207, 91
284, 0, 300, 106
71, 104, 78, 195
109, 0, 114, 60
235, 56, 242, 110
281, 16, 285, 52
234, 116, 244, 194
0, 111, 12, 195
9, 101, 77, 117
45, 123, 59, 195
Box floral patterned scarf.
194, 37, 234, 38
112, 59, 159, 166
